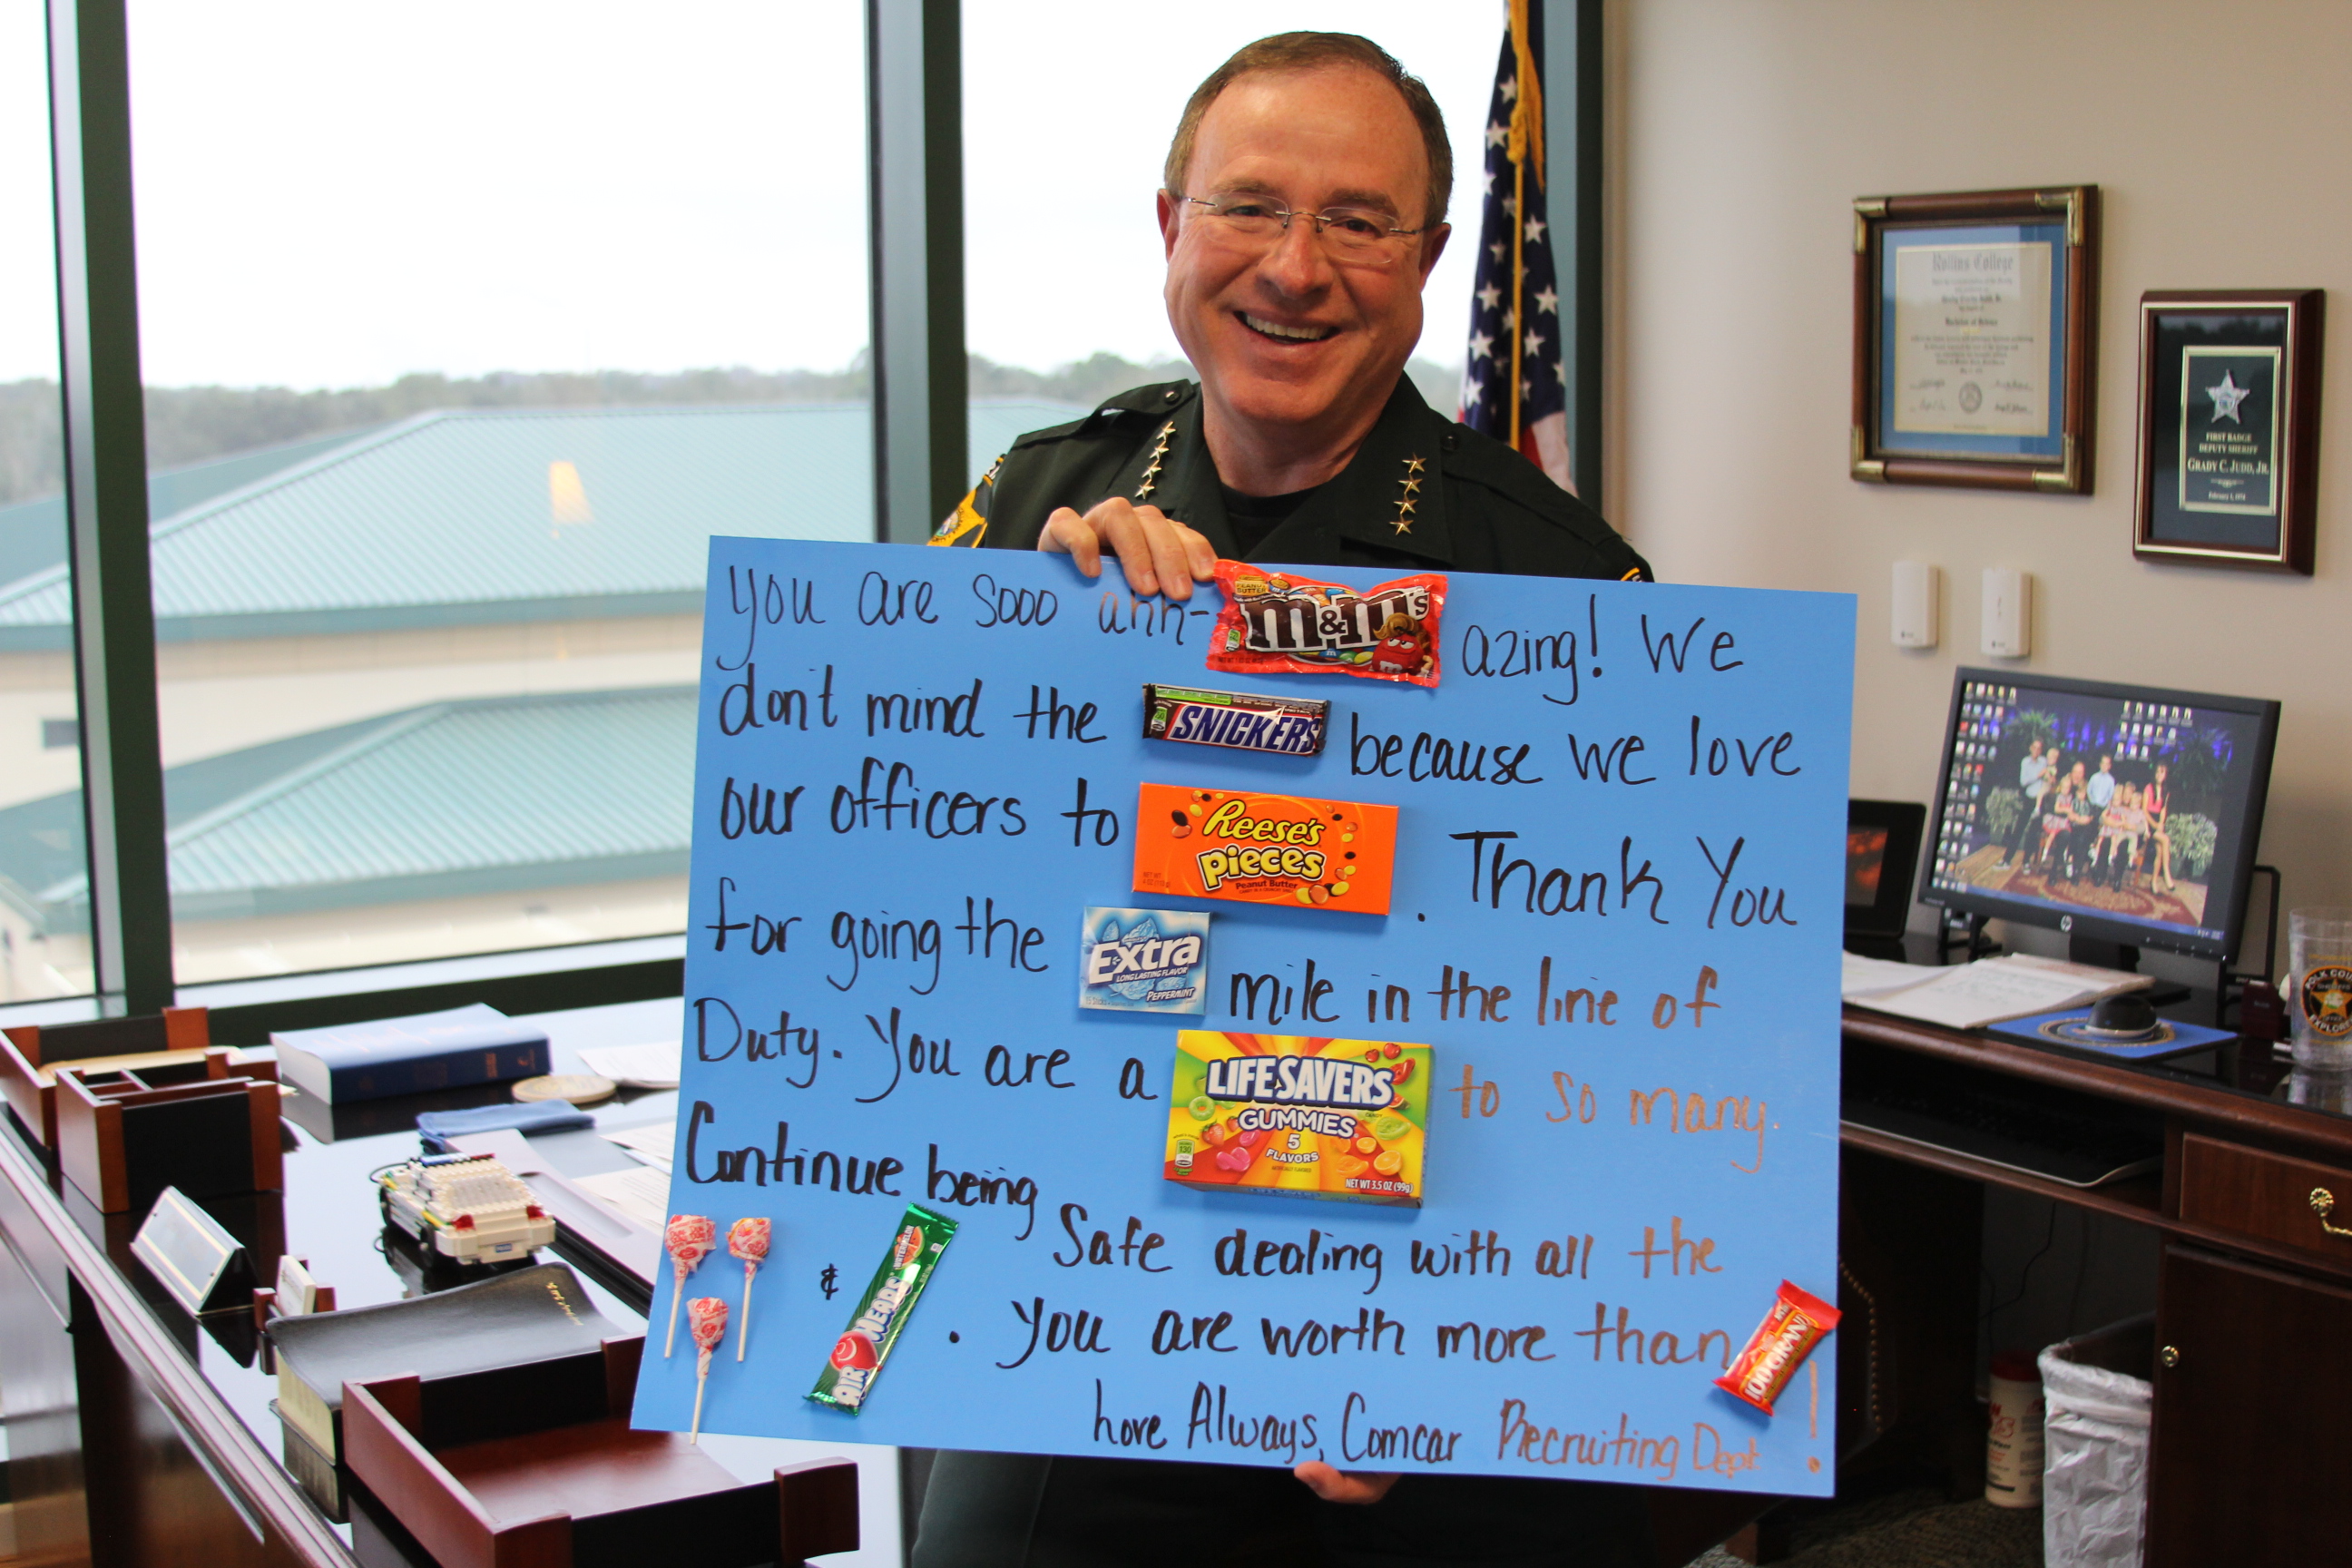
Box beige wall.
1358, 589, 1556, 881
1, 873, 687, 1000
0, 614, 700, 809
1608, 0, 2352, 938
0, 651, 83, 808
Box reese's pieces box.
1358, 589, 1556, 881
1164, 1031, 1431, 1206
1132, 784, 1397, 914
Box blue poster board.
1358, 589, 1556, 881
632, 538, 1855, 1496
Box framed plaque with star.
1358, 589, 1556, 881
1850, 186, 2099, 493
2132, 289, 2325, 574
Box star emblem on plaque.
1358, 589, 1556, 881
2205, 369, 2252, 425
2131, 288, 2318, 575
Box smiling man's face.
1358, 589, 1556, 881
1159, 65, 1446, 473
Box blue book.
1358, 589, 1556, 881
272, 1004, 550, 1104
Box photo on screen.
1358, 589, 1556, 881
1920, 673, 2275, 956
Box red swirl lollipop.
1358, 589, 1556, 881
728, 1218, 771, 1362
662, 1214, 716, 1358
686, 1296, 729, 1444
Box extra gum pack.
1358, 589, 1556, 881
1165, 1031, 1432, 1206
1132, 783, 1397, 914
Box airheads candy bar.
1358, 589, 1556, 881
1207, 562, 1446, 686
1165, 1031, 1432, 1206
1132, 783, 1397, 915
1714, 1280, 1840, 1416
1142, 683, 1328, 757
808, 1204, 956, 1414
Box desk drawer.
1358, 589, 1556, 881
2178, 1133, 2352, 1266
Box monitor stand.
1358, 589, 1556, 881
2068, 935, 2192, 1006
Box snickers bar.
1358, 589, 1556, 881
1142, 683, 1328, 757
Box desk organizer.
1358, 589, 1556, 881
342, 1335, 858, 1568
0, 1005, 271, 1148
54, 1059, 284, 1214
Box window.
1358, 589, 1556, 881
6, 5, 1533, 1011
960, 3, 1498, 427
0, 5, 85, 1002
98, 0, 874, 984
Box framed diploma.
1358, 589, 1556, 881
1851, 187, 2099, 492
2132, 289, 2324, 574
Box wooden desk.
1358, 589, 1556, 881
0, 999, 867, 1568
0, 1104, 346, 1568
8, 987, 2338, 1566
1839, 1005, 2352, 1568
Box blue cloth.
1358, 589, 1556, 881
2086, 769, 2116, 808
416, 1099, 594, 1152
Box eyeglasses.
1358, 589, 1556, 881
1177, 191, 1423, 264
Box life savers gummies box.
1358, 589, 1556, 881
1164, 1031, 1431, 1207
1132, 783, 1397, 914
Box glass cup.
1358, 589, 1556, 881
2288, 1065, 2352, 1116
2287, 908, 2352, 1068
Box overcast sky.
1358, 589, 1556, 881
0, 2, 1504, 390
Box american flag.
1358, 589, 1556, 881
1457, 2, 1570, 493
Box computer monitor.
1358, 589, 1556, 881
1918, 668, 2279, 964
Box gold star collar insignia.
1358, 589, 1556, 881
1136, 420, 1177, 502
1390, 454, 1425, 535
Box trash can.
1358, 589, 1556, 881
2038, 1313, 2154, 1568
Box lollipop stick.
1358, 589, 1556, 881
664, 1276, 683, 1358
684, 1298, 728, 1444
737, 1267, 756, 1362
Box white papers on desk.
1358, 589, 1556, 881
574, 1040, 682, 1089
1841, 951, 1929, 998
600, 1119, 675, 1173
1846, 953, 2155, 1030
574, 1165, 671, 1230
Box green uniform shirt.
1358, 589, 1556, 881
931, 374, 1652, 583
914, 372, 1659, 1563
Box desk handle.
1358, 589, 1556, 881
2310, 1188, 2352, 1239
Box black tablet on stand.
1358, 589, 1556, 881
1846, 799, 1926, 960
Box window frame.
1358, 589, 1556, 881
11, 0, 1601, 1035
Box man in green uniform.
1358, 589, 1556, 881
917, 29, 1655, 1568
931, 34, 1650, 598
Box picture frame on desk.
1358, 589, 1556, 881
1851, 186, 2099, 493
2132, 289, 2325, 574
1846, 798, 1927, 959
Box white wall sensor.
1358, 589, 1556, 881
1982, 567, 2031, 658
1892, 561, 1938, 648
